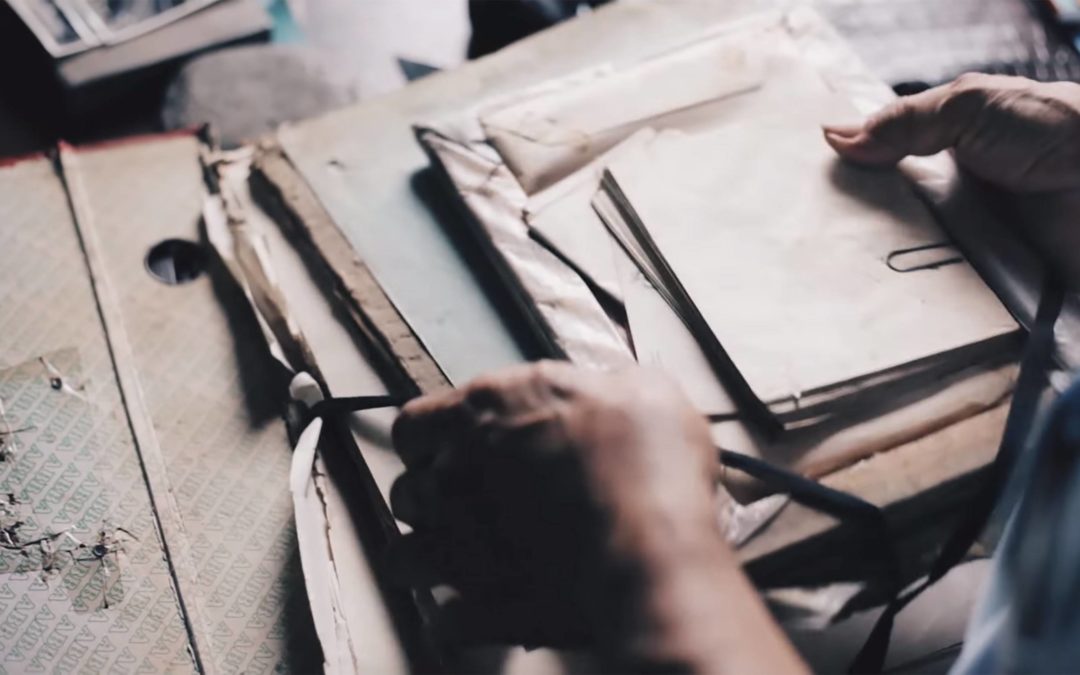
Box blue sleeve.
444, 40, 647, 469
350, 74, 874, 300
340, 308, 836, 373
953, 378, 1080, 674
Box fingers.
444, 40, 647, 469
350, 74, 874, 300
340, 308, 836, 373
823, 85, 954, 165
824, 73, 1009, 166
383, 532, 450, 587
389, 470, 443, 528
384, 528, 513, 594
392, 360, 571, 468
433, 598, 590, 647
391, 387, 469, 469
385, 556, 589, 648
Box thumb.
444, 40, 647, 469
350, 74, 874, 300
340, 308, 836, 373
823, 75, 990, 166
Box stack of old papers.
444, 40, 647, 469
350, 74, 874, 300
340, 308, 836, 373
597, 118, 1019, 431
415, 9, 1025, 495
168, 4, 1080, 667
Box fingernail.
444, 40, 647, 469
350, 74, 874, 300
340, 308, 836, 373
822, 129, 855, 152
822, 124, 862, 139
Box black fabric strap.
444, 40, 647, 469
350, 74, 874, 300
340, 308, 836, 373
849, 278, 1064, 673
719, 450, 903, 596
305, 394, 407, 426
719, 450, 886, 527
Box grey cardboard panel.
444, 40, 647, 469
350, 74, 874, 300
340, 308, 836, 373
0, 156, 194, 672
65, 134, 320, 673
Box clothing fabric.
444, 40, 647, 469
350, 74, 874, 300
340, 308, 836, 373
952, 378, 1080, 673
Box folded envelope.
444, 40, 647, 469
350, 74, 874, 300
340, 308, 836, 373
480, 24, 767, 195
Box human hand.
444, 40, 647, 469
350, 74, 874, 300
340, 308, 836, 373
823, 73, 1080, 192
385, 361, 723, 647
824, 73, 1080, 284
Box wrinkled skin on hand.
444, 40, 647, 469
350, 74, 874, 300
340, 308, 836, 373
386, 361, 718, 645
824, 73, 1080, 286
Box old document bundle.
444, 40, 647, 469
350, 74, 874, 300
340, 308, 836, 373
7, 5, 1067, 672
417, 10, 1023, 500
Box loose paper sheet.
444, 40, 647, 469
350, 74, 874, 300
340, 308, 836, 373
715, 362, 1018, 501
611, 246, 737, 416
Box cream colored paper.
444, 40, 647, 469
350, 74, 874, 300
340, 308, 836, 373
523, 137, 651, 303
715, 362, 1018, 502
481, 26, 767, 194
612, 245, 737, 416
605, 115, 1019, 405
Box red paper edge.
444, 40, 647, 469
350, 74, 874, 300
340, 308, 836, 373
0, 127, 202, 169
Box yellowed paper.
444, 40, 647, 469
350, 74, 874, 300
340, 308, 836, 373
604, 117, 1018, 404
481, 27, 767, 194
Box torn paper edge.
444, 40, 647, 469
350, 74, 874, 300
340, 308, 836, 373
203, 150, 397, 675
290, 373, 360, 675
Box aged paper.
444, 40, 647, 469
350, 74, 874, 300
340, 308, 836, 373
604, 116, 1019, 406
481, 24, 767, 194
211, 151, 410, 673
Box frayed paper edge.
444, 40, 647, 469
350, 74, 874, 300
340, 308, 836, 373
203, 156, 361, 674
290, 376, 360, 675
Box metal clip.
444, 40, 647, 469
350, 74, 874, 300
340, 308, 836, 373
885, 242, 963, 273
